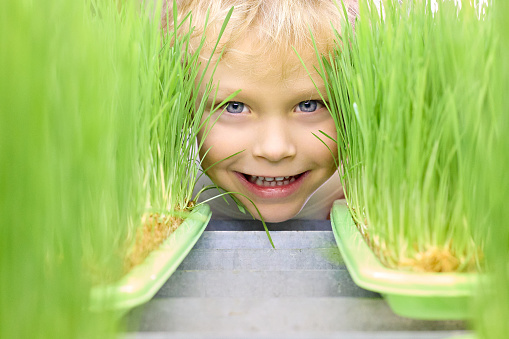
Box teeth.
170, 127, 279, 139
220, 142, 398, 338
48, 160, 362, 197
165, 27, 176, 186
247, 174, 298, 187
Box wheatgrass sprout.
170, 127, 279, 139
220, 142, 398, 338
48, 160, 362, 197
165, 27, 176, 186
142, 4, 232, 214
121, 4, 238, 266
472, 1, 509, 337
320, 0, 494, 272
0, 0, 214, 335
0, 0, 150, 337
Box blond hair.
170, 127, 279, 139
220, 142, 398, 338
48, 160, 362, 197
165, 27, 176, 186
162, 0, 358, 65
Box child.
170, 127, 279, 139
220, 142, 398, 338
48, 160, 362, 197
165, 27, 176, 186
162, 0, 358, 223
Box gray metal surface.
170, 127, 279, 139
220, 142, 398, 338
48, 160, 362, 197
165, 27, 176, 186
123, 220, 471, 339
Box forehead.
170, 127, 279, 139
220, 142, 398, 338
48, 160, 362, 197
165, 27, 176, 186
202, 59, 326, 103
206, 32, 325, 85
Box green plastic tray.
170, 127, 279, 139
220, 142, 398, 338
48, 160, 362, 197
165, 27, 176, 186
90, 203, 211, 313
330, 200, 478, 320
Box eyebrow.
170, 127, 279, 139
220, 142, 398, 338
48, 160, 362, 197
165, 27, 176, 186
293, 87, 329, 101
205, 87, 243, 106
294, 80, 327, 93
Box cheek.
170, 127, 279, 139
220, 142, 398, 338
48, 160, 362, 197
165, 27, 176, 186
300, 118, 338, 167
197, 121, 249, 169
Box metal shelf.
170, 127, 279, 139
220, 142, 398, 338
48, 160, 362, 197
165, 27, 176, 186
123, 220, 470, 339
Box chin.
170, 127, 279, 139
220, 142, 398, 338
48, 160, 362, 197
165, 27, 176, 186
247, 204, 301, 223
262, 215, 294, 223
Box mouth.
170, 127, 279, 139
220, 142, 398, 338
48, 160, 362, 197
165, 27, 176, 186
235, 171, 309, 199
244, 173, 304, 186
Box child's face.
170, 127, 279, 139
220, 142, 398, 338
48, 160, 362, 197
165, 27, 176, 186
197, 46, 338, 222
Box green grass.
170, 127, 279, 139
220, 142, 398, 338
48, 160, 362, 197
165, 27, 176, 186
142, 4, 232, 215
319, 0, 494, 272
0, 1, 141, 337
472, 1, 509, 337
0, 0, 220, 337
124, 1, 241, 265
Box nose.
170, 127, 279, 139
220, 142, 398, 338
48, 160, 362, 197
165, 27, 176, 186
252, 118, 297, 162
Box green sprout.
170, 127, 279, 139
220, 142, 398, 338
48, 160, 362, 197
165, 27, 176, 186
318, 0, 494, 272
0, 0, 147, 337
0, 0, 233, 336
472, 0, 509, 337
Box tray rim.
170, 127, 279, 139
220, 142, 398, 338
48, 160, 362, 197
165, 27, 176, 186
89, 203, 211, 311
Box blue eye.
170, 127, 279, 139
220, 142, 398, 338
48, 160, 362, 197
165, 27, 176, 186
297, 100, 319, 112
225, 101, 245, 114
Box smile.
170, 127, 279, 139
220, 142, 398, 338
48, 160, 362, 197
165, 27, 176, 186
235, 171, 308, 199
245, 174, 301, 187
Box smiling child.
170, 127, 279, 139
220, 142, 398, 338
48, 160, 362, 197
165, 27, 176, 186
162, 0, 358, 222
